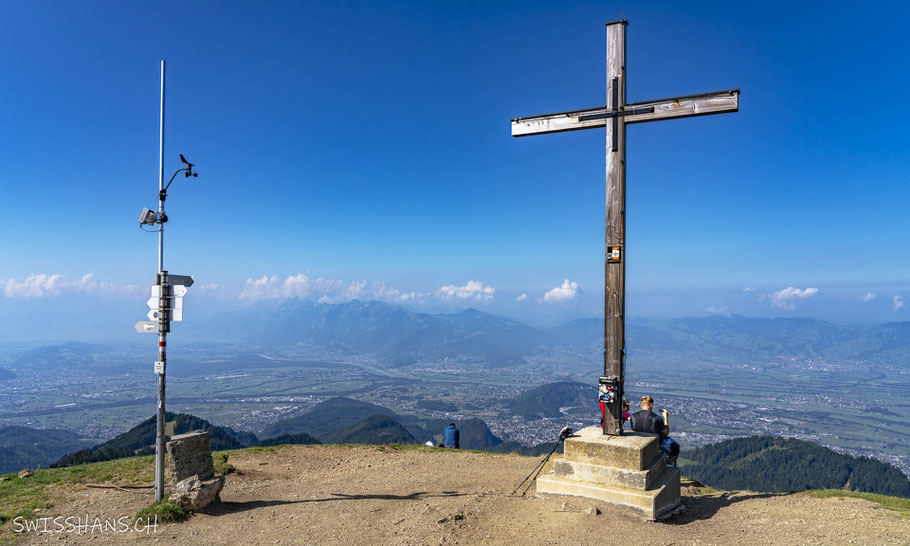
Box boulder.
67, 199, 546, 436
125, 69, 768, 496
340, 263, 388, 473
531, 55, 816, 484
167, 431, 215, 482
168, 474, 225, 511
18, 470, 34, 478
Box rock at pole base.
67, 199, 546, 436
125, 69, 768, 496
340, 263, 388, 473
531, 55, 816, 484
169, 474, 225, 511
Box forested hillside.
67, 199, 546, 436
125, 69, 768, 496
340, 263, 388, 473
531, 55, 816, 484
256, 433, 322, 447
680, 436, 910, 498
0, 426, 97, 473
52, 413, 257, 467
509, 381, 593, 418
332, 415, 416, 445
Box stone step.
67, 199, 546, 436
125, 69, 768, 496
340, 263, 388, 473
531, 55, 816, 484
536, 464, 681, 520
563, 426, 660, 471
552, 449, 668, 490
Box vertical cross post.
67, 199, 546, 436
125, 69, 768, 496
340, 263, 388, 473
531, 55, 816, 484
510, 20, 739, 437
603, 21, 627, 435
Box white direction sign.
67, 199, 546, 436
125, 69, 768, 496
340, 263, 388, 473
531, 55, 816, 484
151, 284, 190, 298
146, 276, 191, 324
135, 321, 157, 333
165, 274, 194, 287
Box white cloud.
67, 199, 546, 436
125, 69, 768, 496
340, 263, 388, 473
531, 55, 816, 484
741, 287, 757, 292
240, 274, 428, 304
861, 292, 876, 302
239, 275, 281, 300
437, 280, 495, 303
893, 296, 904, 311
3, 273, 117, 298
543, 279, 580, 303
705, 306, 728, 314
769, 286, 819, 310
195, 283, 230, 298
515, 293, 528, 302
119, 284, 145, 296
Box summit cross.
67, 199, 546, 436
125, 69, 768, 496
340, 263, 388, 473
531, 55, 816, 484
511, 21, 739, 435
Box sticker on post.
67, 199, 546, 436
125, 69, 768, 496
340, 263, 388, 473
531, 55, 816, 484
608, 245, 622, 263
154, 361, 165, 375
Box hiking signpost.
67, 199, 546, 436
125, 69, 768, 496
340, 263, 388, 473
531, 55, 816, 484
511, 21, 739, 435
135, 60, 199, 501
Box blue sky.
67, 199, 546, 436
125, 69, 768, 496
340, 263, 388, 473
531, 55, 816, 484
2, 0, 909, 325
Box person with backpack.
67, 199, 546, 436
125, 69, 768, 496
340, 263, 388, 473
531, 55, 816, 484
630, 395, 680, 462
443, 423, 460, 449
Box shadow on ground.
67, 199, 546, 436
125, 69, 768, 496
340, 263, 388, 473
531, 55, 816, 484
665, 488, 777, 525
209, 491, 466, 515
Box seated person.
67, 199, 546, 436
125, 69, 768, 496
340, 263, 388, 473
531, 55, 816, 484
630, 395, 680, 462
622, 397, 632, 426
600, 397, 634, 430
443, 423, 460, 449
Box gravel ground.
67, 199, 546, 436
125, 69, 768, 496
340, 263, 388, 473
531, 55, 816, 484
18, 444, 910, 545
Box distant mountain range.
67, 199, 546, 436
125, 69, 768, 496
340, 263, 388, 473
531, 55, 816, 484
5, 302, 910, 370
12, 342, 102, 369
680, 436, 910, 498
192, 299, 542, 366
630, 315, 910, 363
188, 300, 910, 365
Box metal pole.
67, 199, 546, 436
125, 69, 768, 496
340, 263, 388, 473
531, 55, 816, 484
158, 60, 165, 273
155, 60, 167, 502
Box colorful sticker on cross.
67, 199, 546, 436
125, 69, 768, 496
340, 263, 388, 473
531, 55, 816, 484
608, 246, 621, 262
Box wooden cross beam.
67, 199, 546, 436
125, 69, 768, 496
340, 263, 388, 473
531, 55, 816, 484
510, 20, 739, 435
511, 89, 739, 137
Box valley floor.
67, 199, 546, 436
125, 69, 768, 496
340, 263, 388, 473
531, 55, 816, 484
12, 445, 910, 545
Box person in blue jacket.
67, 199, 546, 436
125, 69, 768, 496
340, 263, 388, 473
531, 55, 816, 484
443, 423, 460, 448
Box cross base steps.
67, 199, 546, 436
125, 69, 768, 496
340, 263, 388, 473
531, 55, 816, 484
535, 426, 681, 520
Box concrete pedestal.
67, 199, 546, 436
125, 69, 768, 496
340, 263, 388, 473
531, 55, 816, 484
536, 426, 680, 519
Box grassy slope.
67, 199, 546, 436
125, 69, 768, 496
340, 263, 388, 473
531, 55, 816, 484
797, 489, 910, 519
0, 456, 155, 525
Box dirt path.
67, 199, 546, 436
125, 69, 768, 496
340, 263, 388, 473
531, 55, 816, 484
18, 445, 910, 545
